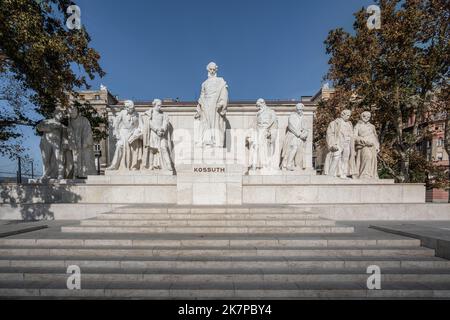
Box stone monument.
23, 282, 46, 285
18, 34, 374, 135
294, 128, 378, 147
280, 103, 309, 172
246, 99, 279, 174
324, 109, 356, 179
140, 99, 175, 173
195, 62, 229, 148
67, 107, 97, 178
354, 111, 380, 179
107, 100, 142, 171
36, 110, 68, 180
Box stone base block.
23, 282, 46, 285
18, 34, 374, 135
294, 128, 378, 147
177, 164, 245, 206
243, 183, 424, 204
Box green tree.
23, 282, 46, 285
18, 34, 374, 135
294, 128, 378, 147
317, 0, 449, 185
0, 0, 105, 157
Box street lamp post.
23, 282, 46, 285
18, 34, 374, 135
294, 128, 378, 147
94, 150, 102, 175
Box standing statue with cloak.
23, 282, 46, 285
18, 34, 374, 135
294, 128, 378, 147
140, 99, 174, 173
280, 103, 309, 171
246, 99, 279, 173
354, 112, 380, 179
195, 62, 229, 148
107, 100, 142, 171
324, 109, 356, 178
37, 110, 68, 180
67, 107, 97, 178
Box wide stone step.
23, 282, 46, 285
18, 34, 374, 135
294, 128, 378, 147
1, 258, 449, 270
97, 213, 322, 220
0, 282, 449, 299
112, 207, 315, 214
0, 247, 435, 259
60, 226, 355, 234
0, 238, 422, 248
2, 266, 450, 275
80, 219, 336, 227
2, 272, 450, 284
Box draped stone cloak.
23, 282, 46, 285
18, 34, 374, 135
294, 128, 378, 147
354, 121, 379, 179
247, 107, 279, 170
196, 77, 229, 147
281, 113, 308, 170
140, 109, 173, 169
68, 115, 96, 178
324, 118, 356, 176
109, 110, 142, 170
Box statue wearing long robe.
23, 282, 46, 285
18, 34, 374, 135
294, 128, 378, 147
108, 110, 142, 171
140, 109, 174, 172
281, 112, 309, 171
354, 120, 379, 179
196, 76, 229, 148
37, 116, 67, 180
324, 118, 356, 177
68, 114, 96, 178
247, 106, 279, 172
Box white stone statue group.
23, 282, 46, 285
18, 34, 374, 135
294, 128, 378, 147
107, 62, 312, 176
246, 100, 309, 174
37, 108, 96, 180
324, 110, 380, 179
72, 61, 379, 180
107, 99, 174, 173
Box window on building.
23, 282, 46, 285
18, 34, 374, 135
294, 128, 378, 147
437, 138, 444, 147
95, 95, 101, 100
94, 144, 101, 152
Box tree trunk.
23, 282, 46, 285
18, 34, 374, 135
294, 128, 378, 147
393, 85, 410, 183
398, 150, 410, 183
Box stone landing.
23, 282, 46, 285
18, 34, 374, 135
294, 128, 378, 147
0, 175, 426, 206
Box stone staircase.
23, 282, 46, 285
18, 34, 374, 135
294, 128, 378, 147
61, 206, 354, 234
0, 205, 449, 299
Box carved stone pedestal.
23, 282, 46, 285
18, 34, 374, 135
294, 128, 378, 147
176, 147, 245, 205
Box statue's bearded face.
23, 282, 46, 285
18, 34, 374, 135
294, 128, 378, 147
256, 99, 267, 111
125, 101, 135, 114
207, 63, 218, 77
126, 105, 134, 114
296, 104, 304, 116
153, 101, 162, 111
362, 112, 371, 123
341, 110, 352, 121
69, 108, 78, 119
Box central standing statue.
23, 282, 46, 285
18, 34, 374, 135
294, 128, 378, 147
195, 62, 229, 148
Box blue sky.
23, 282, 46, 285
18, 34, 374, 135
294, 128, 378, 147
1, 0, 374, 177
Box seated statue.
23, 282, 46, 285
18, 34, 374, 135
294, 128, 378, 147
140, 99, 174, 173
37, 110, 68, 180
67, 107, 97, 178
107, 100, 142, 171
354, 111, 380, 179
324, 109, 356, 178
280, 103, 309, 171
246, 99, 279, 173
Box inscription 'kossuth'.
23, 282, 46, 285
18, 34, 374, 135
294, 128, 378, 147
194, 167, 226, 173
